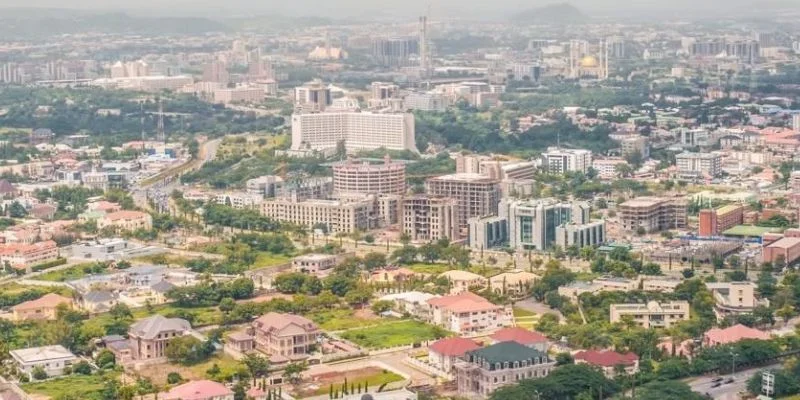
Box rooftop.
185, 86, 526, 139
574, 350, 638, 367
12, 293, 72, 312
466, 341, 549, 367
490, 327, 548, 345
427, 173, 499, 184
430, 337, 480, 356
129, 315, 191, 340
162, 380, 233, 400
10, 345, 75, 363
766, 237, 800, 250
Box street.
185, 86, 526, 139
688, 365, 778, 399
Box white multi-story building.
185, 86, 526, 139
260, 198, 372, 233
676, 152, 722, 178
592, 158, 628, 179
404, 92, 448, 112
609, 301, 690, 329
291, 112, 416, 153
212, 87, 264, 104
11, 345, 77, 379
215, 192, 264, 209
246, 175, 284, 198
541, 147, 592, 174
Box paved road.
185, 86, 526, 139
688, 365, 779, 399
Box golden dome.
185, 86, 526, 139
579, 55, 598, 68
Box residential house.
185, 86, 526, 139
454, 341, 555, 398
488, 271, 539, 297
78, 290, 118, 313
489, 327, 548, 353
29, 204, 57, 221
703, 324, 771, 346
440, 270, 487, 294
128, 315, 191, 360
370, 267, 422, 283
251, 312, 321, 363
10, 345, 77, 379
97, 210, 153, 232
609, 301, 690, 329
429, 337, 481, 373
427, 292, 511, 334
379, 291, 440, 317
292, 254, 337, 274
11, 293, 72, 322
161, 380, 234, 400
0, 240, 59, 270
574, 350, 639, 377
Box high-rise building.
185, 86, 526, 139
401, 195, 459, 242
294, 79, 332, 112
619, 197, 687, 233
202, 61, 229, 85
332, 156, 406, 196
676, 152, 722, 178
541, 148, 592, 174
371, 82, 400, 100
371, 37, 419, 67
0, 63, 21, 83
419, 16, 432, 78
792, 114, 800, 132
291, 112, 416, 153
425, 173, 500, 230
501, 198, 593, 251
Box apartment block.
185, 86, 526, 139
699, 204, 744, 236
541, 147, 592, 174
609, 300, 690, 328
260, 198, 372, 234
426, 173, 500, 230
619, 197, 687, 233
291, 111, 415, 153
402, 195, 460, 241
676, 152, 722, 178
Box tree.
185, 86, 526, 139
164, 335, 214, 365
95, 349, 115, 369
109, 303, 133, 321
371, 300, 393, 314
345, 286, 373, 307
283, 362, 308, 384
362, 252, 387, 271
242, 353, 270, 385
364, 234, 375, 244
167, 372, 184, 384
636, 380, 705, 400
555, 352, 574, 365
8, 201, 27, 218
757, 271, 778, 299
641, 262, 662, 275
489, 364, 618, 400
219, 297, 236, 314
72, 361, 92, 375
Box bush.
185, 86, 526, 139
72, 361, 92, 375
95, 350, 116, 369
31, 366, 48, 380
30, 258, 67, 272
167, 372, 184, 384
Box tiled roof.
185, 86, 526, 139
253, 312, 318, 333
704, 324, 770, 345
574, 350, 639, 367
490, 327, 548, 345
427, 292, 500, 313
129, 315, 190, 340
162, 380, 233, 400
429, 337, 480, 356
466, 341, 548, 366
12, 293, 71, 311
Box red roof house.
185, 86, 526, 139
490, 327, 549, 351
703, 324, 770, 346
574, 350, 639, 377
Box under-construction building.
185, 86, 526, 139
402, 195, 460, 242
619, 197, 688, 233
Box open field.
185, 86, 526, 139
21, 372, 120, 400
305, 309, 381, 331
340, 320, 449, 348
252, 252, 292, 269
34, 263, 103, 282
134, 355, 242, 386
292, 367, 404, 398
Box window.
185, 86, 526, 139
495, 363, 501, 370
503, 362, 509, 369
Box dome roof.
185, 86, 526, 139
579, 55, 599, 68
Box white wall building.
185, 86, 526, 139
291, 112, 416, 153
541, 147, 592, 174
11, 345, 77, 379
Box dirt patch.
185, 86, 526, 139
353, 308, 377, 320
291, 367, 399, 398
238, 293, 293, 303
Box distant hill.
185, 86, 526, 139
511, 3, 587, 24
0, 9, 230, 38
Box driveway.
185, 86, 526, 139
514, 298, 565, 323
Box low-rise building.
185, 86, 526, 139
454, 341, 555, 398
574, 350, 639, 377
292, 254, 337, 274
706, 282, 768, 318
440, 270, 488, 294
11, 293, 72, 322
161, 380, 235, 400
0, 240, 59, 270
641, 277, 682, 293
427, 292, 510, 334
488, 271, 540, 297
128, 315, 191, 361
763, 236, 800, 266
251, 312, 321, 363
703, 324, 771, 346
10, 345, 77, 379
379, 291, 440, 316
429, 337, 481, 373
489, 327, 548, 353
609, 300, 690, 328
97, 210, 153, 232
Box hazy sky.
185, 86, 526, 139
0, 0, 787, 19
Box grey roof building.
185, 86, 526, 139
454, 341, 555, 399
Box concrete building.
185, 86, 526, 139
202, 61, 229, 84
541, 147, 592, 174
260, 197, 372, 234
703, 324, 770, 347
250, 312, 321, 361
372, 37, 419, 67
763, 236, 800, 266
212, 87, 264, 104
429, 337, 481, 373
454, 341, 555, 398
404, 92, 448, 112
246, 175, 285, 198
402, 195, 460, 242
609, 300, 690, 328
555, 220, 606, 249
619, 197, 687, 233
699, 204, 744, 236
215, 192, 263, 209
128, 315, 191, 360
425, 173, 500, 230
489, 327, 548, 352
10, 345, 77, 379
371, 82, 400, 100
619, 136, 649, 159
427, 292, 510, 334
574, 350, 639, 378
11, 293, 72, 322
468, 215, 507, 250
291, 112, 415, 153
332, 157, 406, 196
488, 271, 540, 297
501, 198, 592, 251
97, 210, 153, 232
706, 282, 769, 318
294, 79, 331, 111
592, 158, 629, 179
676, 152, 722, 178
0, 240, 59, 270
292, 254, 337, 274
280, 177, 333, 201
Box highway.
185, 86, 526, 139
688, 365, 779, 399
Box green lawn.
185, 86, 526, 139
252, 252, 292, 269
340, 320, 449, 348
35, 263, 102, 282
305, 309, 380, 331
405, 263, 494, 277
306, 369, 404, 397
83, 304, 223, 333
513, 307, 536, 318
21, 372, 119, 400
